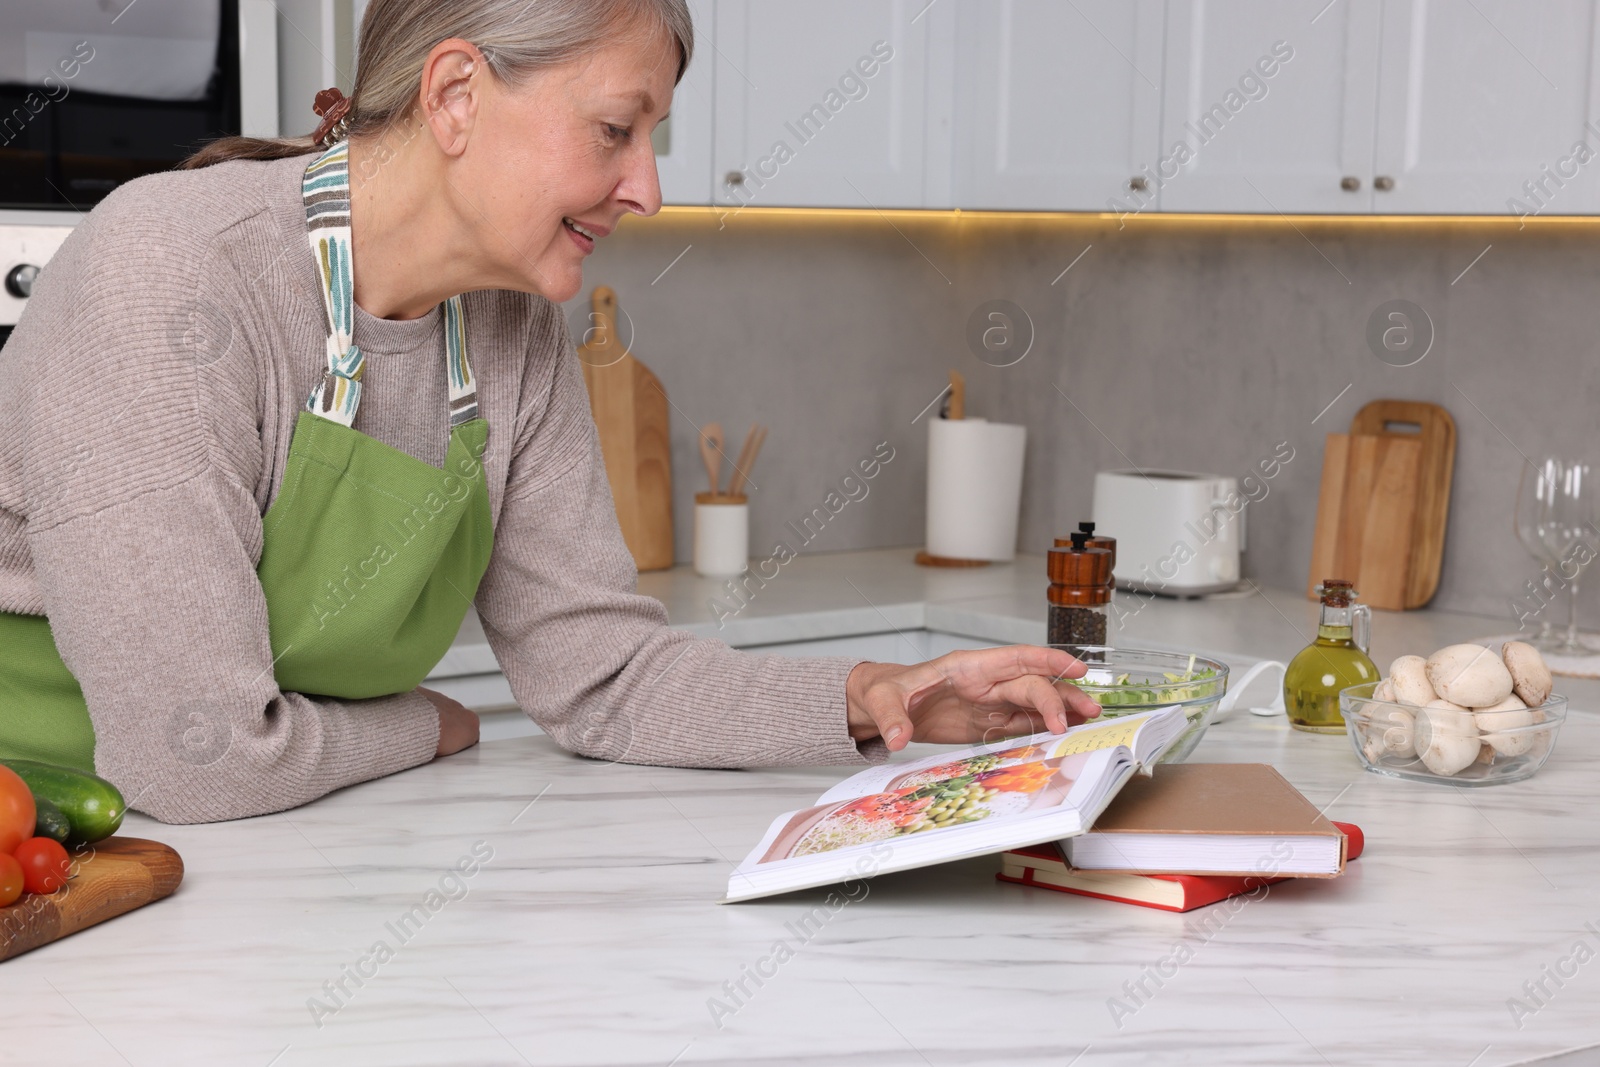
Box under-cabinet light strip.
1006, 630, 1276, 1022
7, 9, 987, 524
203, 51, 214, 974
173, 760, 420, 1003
651, 205, 1600, 228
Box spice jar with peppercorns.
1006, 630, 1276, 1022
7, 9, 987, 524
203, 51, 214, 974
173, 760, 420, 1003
1047, 531, 1112, 653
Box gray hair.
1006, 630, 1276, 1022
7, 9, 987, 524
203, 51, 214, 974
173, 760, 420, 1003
183, 0, 692, 168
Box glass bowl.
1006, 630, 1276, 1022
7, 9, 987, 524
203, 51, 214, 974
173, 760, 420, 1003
1052, 646, 1230, 764
1340, 681, 1567, 786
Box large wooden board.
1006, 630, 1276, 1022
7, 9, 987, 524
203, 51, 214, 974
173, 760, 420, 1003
1307, 401, 1455, 611
576, 286, 674, 572
0, 838, 183, 962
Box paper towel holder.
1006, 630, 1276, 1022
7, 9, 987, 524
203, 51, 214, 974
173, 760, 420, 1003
916, 370, 1028, 567
919, 371, 989, 567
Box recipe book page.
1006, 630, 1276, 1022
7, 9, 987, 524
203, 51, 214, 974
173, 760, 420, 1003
724, 707, 1187, 903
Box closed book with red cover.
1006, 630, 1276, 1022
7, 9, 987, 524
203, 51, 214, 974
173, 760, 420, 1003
997, 822, 1364, 913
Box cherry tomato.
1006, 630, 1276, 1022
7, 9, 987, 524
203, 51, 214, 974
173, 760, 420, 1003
0, 765, 35, 855
13, 837, 71, 895
0, 853, 22, 906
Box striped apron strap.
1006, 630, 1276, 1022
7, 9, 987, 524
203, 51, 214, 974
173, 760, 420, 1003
300, 141, 478, 428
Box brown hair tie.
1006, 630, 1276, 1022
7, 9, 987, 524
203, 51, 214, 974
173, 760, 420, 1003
312, 87, 353, 147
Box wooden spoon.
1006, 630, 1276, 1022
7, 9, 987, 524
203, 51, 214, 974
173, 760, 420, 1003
726, 423, 767, 497
698, 422, 725, 496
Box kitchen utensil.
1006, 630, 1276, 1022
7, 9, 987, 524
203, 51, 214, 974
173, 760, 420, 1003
698, 422, 725, 496
1046, 533, 1113, 650
1517, 457, 1599, 654
1342, 681, 1565, 786
725, 424, 767, 497
1308, 401, 1455, 610
1091, 470, 1243, 595
576, 286, 674, 572
0, 838, 183, 962
1051, 646, 1230, 764
1307, 434, 1421, 611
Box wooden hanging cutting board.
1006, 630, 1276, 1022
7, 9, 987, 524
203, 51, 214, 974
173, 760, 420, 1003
576, 286, 674, 572
1307, 400, 1456, 611
1, 838, 184, 962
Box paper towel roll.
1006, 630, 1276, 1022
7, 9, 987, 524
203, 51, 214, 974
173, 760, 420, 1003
926, 417, 1028, 561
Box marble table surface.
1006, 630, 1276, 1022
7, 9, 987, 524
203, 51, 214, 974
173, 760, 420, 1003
11, 547, 1600, 1065
8, 704, 1600, 1065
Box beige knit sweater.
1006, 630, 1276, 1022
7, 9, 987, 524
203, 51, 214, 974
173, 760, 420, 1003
0, 154, 880, 824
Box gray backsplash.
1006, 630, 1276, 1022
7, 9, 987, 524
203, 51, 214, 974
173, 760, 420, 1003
562, 210, 1598, 627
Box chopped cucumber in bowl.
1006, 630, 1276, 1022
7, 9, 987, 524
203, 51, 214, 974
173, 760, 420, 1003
1051, 646, 1232, 763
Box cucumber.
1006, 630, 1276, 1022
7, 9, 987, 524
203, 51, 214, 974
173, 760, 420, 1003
0, 760, 125, 846
32, 796, 72, 845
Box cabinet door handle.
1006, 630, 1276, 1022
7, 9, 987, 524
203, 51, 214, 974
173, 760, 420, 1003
1374, 175, 1395, 191
4, 264, 39, 299
724, 170, 746, 186
1128, 176, 1149, 192
1340, 176, 1361, 191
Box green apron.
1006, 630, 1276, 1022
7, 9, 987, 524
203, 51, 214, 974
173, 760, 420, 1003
0, 141, 494, 771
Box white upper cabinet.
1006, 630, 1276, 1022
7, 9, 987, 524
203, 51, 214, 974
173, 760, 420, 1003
952, 0, 1165, 211
1158, 0, 1383, 214
711, 0, 947, 209
1372, 0, 1600, 214
654, 0, 716, 205
647, 1, 1600, 215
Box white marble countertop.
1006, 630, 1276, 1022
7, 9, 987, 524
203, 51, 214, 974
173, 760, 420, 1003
439, 546, 1600, 708
12, 548, 1600, 1066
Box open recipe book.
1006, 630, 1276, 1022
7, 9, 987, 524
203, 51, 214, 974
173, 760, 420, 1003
725, 706, 1189, 902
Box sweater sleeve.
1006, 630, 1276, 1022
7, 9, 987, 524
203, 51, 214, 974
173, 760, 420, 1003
474, 309, 886, 769
10, 190, 439, 824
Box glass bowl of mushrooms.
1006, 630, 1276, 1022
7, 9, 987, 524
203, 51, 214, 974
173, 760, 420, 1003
1340, 641, 1567, 786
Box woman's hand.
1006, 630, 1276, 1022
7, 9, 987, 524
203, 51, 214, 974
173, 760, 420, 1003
418, 686, 480, 757
845, 645, 1101, 752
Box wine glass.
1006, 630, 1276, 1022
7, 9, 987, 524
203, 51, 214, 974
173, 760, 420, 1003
1516, 457, 1600, 655
1514, 459, 1561, 649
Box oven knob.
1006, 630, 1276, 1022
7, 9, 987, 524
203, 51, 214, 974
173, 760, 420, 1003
5, 264, 40, 299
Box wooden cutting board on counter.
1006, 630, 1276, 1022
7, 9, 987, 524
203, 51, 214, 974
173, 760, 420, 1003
576, 286, 674, 571
1, 838, 183, 962
1307, 400, 1456, 611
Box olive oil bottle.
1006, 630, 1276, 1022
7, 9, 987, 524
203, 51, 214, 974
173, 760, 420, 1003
1284, 579, 1379, 733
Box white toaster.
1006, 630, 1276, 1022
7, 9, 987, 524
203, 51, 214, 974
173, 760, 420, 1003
1090, 470, 1244, 596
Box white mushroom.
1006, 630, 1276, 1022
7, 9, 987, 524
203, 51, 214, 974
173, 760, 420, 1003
1413, 698, 1481, 776
1475, 741, 1496, 765
1388, 711, 1416, 757
1475, 693, 1536, 757
1425, 644, 1514, 708
1503, 641, 1553, 708
1388, 655, 1436, 706
1525, 707, 1555, 760
1371, 705, 1416, 759
1361, 731, 1385, 764
1373, 678, 1397, 703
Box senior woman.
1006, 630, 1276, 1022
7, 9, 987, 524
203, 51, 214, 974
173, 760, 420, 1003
0, 0, 1098, 823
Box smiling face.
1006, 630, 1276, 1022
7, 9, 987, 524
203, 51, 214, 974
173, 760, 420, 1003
450, 23, 679, 302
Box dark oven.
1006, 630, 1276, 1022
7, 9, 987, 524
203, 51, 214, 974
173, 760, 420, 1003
1, 0, 277, 343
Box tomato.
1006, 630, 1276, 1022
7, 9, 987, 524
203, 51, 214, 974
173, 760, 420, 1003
13, 837, 71, 895
0, 853, 22, 906
0, 764, 35, 855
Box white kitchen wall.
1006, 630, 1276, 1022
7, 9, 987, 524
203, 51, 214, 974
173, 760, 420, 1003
564, 208, 1598, 631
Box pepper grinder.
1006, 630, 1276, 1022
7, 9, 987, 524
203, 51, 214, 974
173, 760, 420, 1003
1047, 532, 1112, 653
